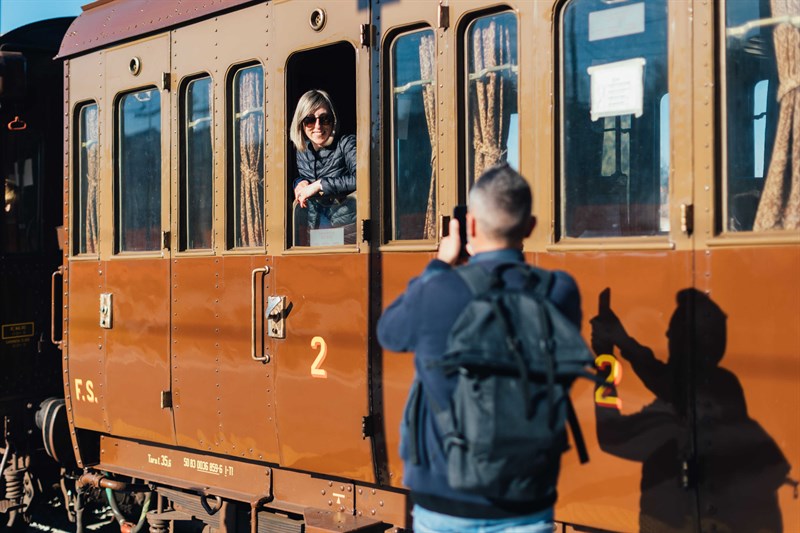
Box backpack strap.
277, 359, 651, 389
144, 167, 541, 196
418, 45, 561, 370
454, 263, 494, 296
566, 396, 590, 464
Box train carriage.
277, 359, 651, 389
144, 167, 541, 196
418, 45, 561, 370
52, 0, 798, 532
0, 16, 75, 530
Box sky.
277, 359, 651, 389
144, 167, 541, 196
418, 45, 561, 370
1, 0, 85, 35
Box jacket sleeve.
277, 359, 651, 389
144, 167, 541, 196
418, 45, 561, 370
377, 259, 451, 353
320, 134, 357, 196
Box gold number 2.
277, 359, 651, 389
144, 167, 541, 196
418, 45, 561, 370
310, 336, 328, 379
594, 354, 623, 410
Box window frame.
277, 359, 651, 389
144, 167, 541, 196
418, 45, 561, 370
384, 25, 438, 246
225, 62, 266, 252
178, 73, 215, 254
114, 85, 164, 255
72, 100, 100, 258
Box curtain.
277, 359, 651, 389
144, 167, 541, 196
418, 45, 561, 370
470, 20, 512, 180
238, 69, 264, 246
84, 106, 99, 254
754, 0, 800, 230
419, 33, 437, 239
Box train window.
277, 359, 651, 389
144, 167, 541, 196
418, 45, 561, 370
389, 28, 436, 241
560, 0, 669, 238
723, 2, 792, 232
180, 76, 213, 250
75, 103, 99, 255
466, 11, 519, 188
116, 88, 161, 252
286, 43, 357, 248
229, 65, 264, 249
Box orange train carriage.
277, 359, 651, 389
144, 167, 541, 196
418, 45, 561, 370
50, 0, 798, 531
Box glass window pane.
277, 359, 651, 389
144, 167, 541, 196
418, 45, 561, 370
466, 11, 518, 187
724, 2, 793, 232
231, 65, 264, 248
117, 88, 161, 252
561, 0, 668, 238
182, 76, 213, 250
77, 103, 99, 255
391, 29, 436, 241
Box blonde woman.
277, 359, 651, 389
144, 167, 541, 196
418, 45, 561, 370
290, 89, 356, 230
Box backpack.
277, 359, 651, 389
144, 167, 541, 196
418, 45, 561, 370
423, 262, 595, 502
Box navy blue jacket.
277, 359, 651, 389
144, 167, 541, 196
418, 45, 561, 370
294, 134, 356, 198
377, 249, 582, 518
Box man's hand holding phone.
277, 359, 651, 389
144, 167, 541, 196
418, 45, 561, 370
437, 205, 469, 266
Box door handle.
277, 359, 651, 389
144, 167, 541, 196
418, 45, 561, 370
251, 266, 270, 363
50, 266, 64, 350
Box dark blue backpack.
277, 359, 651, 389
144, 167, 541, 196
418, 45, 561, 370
424, 263, 595, 502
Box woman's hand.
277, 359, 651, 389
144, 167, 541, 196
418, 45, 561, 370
295, 180, 323, 208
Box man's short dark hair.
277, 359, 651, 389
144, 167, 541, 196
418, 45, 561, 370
468, 163, 532, 243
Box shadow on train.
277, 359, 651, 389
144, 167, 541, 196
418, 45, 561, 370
590, 288, 795, 532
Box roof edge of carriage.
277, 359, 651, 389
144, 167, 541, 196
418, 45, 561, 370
56, 0, 264, 60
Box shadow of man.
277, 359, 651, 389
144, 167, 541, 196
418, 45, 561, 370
591, 288, 792, 533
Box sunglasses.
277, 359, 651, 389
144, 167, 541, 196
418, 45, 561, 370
302, 113, 333, 128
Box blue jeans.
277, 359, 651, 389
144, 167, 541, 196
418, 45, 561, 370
412, 505, 554, 533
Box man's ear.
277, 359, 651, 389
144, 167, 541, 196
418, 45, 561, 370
524, 215, 536, 238
466, 212, 478, 238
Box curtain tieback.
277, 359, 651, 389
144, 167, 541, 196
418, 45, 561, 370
777, 76, 800, 102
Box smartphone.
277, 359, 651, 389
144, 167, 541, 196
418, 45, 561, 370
453, 205, 468, 259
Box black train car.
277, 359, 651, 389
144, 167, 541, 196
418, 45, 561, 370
0, 17, 74, 529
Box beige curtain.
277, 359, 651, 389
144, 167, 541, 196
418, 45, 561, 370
471, 20, 512, 180
419, 33, 437, 239
754, 0, 800, 230
84, 106, 99, 254
238, 69, 264, 246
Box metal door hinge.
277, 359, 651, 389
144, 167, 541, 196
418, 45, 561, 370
438, 4, 450, 29
680, 203, 694, 235
680, 458, 696, 489
160, 390, 172, 409
161, 72, 171, 92
360, 219, 371, 243
162, 230, 171, 250
360, 23, 373, 47
362, 415, 375, 439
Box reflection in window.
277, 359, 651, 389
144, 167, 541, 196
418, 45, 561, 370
77, 103, 99, 254
231, 65, 264, 248
117, 89, 161, 252
466, 11, 518, 187
561, 0, 668, 238
391, 29, 436, 240
725, 0, 795, 231
181, 76, 213, 250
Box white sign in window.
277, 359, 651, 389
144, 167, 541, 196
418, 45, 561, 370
587, 58, 646, 121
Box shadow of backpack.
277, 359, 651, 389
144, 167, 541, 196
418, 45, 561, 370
425, 262, 596, 502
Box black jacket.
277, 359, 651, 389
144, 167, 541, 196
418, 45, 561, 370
294, 134, 357, 198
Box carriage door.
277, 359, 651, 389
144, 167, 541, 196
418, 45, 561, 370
101, 36, 174, 443
168, 8, 280, 465
269, 1, 375, 483
554, 1, 699, 531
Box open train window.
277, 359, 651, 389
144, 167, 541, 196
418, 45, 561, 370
74, 102, 99, 256
286, 43, 356, 248
559, 0, 669, 238
115, 88, 161, 252
180, 75, 213, 251
723, 2, 790, 232
387, 28, 436, 242
227, 64, 264, 249
464, 11, 519, 189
